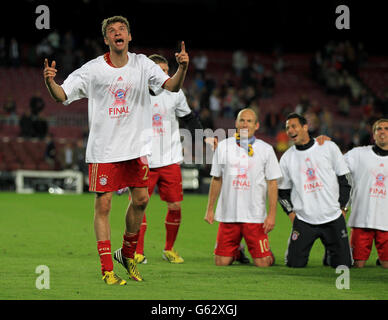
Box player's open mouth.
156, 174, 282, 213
115, 39, 124, 44
289, 134, 297, 139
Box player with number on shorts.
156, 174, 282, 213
43, 15, 189, 285
205, 108, 281, 267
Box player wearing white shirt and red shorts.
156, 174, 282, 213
117, 54, 206, 264
205, 108, 281, 267
278, 113, 352, 268
43, 16, 189, 285
344, 119, 388, 268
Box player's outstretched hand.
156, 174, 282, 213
175, 41, 189, 70
43, 58, 58, 86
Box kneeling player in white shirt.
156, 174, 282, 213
43, 16, 189, 285
344, 118, 388, 268
278, 113, 352, 268
205, 108, 282, 267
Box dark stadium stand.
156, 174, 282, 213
1, 45, 387, 174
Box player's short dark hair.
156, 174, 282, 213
148, 54, 168, 65
102, 16, 130, 37
286, 112, 307, 126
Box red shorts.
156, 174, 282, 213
215, 222, 272, 259
148, 163, 183, 202
88, 157, 149, 192
351, 228, 388, 261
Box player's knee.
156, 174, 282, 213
215, 256, 233, 266
254, 256, 273, 268
133, 195, 149, 211
167, 202, 181, 211
95, 194, 112, 216
353, 260, 366, 268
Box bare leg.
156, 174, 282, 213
94, 192, 113, 241
215, 255, 234, 266
379, 260, 388, 269
125, 187, 149, 235
353, 260, 367, 268
253, 256, 273, 267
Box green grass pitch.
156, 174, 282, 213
0, 192, 387, 300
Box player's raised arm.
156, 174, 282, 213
163, 41, 189, 92
43, 58, 67, 103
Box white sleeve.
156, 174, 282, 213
278, 155, 292, 189
343, 149, 357, 173
143, 55, 170, 93
265, 147, 283, 181
329, 142, 350, 176
175, 90, 191, 117
61, 64, 89, 105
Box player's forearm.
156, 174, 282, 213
163, 65, 187, 92
206, 177, 222, 211
278, 188, 294, 215
46, 80, 67, 103
267, 180, 278, 218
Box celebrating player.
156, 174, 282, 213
344, 118, 388, 268
205, 108, 281, 267
278, 113, 352, 268
115, 54, 210, 264
43, 16, 189, 285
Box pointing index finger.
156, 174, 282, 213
180, 41, 186, 53
44, 58, 48, 68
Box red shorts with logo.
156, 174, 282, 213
351, 227, 388, 261
215, 222, 272, 259
148, 163, 183, 202
88, 157, 149, 192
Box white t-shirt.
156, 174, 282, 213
344, 146, 388, 231
148, 89, 191, 168
278, 140, 349, 225
210, 137, 282, 223
61, 52, 170, 163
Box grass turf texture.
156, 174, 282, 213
0, 192, 387, 300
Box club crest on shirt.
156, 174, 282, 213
153, 113, 162, 127
231, 161, 251, 190
369, 169, 387, 198
107, 78, 132, 119
152, 113, 166, 136
375, 173, 386, 187
305, 158, 317, 181
303, 158, 323, 193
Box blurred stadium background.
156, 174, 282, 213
0, 0, 387, 193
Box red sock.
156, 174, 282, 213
165, 209, 181, 251
122, 232, 139, 259
97, 240, 113, 275
136, 214, 147, 255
